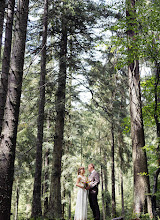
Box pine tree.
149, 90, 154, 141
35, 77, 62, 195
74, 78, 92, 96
48, 0, 101, 217
0, 0, 15, 135
0, 0, 29, 218
31, 0, 48, 217
48, 1, 67, 217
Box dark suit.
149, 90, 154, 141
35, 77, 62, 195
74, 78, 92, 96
88, 170, 100, 220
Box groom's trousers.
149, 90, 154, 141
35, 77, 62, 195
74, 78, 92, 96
89, 186, 100, 220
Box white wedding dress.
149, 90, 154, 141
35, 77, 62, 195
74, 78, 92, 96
74, 175, 88, 220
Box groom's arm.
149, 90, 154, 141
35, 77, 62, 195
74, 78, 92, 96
89, 172, 100, 188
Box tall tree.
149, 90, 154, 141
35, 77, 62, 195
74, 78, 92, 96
0, 0, 29, 218
0, 0, 5, 62
0, 0, 15, 135
118, 130, 125, 217
31, 0, 48, 217
137, 1, 160, 215
14, 180, 19, 220
100, 147, 106, 220
47, 0, 101, 217
103, 151, 111, 217
152, 61, 160, 218
43, 143, 50, 215
48, 1, 67, 218
126, 0, 153, 216
111, 121, 116, 218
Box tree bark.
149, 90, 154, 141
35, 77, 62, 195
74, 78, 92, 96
48, 2, 67, 218
111, 121, 116, 218
101, 162, 106, 220
118, 132, 125, 216
0, 0, 29, 219
43, 112, 51, 216
31, 0, 48, 218
120, 169, 124, 216
44, 123, 50, 216
68, 191, 71, 220
154, 62, 160, 160
0, 0, 15, 135
0, 0, 6, 62
99, 133, 106, 220
14, 182, 19, 220
126, 0, 153, 216
104, 148, 110, 217
129, 60, 152, 216
152, 62, 160, 218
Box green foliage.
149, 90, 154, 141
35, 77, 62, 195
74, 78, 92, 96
142, 76, 160, 127
8, 0, 160, 219
122, 116, 131, 134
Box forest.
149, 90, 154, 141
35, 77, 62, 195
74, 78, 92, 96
0, 0, 160, 219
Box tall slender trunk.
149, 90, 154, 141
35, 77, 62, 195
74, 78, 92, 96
154, 62, 160, 161
14, 182, 19, 220
43, 148, 50, 215
0, 0, 6, 62
0, 0, 29, 218
152, 62, 160, 218
101, 162, 106, 220
80, 125, 83, 165
31, 0, 48, 217
48, 3, 67, 218
103, 150, 110, 217
99, 131, 106, 220
0, 0, 15, 135
111, 121, 116, 217
68, 191, 71, 220
44, 115, 50, 215
120, 169, 124, 216
118, 132, 124, 216
126, 0, 152, 216
67, 69, 72, 220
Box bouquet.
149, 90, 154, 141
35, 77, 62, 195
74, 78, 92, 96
82, 179, 90, 189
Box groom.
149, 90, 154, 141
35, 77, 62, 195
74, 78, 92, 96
87, 163, 100, 220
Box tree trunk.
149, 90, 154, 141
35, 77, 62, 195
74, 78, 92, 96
152, 168, 160, 219
104, 149, 110, 217
0, 0, 29, 219
0, 0, 5, 62
101, 162, 106, 220
120, 170, 124, 216
126, 0, 153, 216
152, 62, 160, 218
99, 132, 106, 220
14, 182, 19, 220
44, 121, 50, 216
48, 3, 67, 218
0, 0, 15, 135
111, 122, 116, 218
129, 60, 152, 215
118, 132, 124, 216
154, 62, 160, 162
68, 191, 71, 220
31, 0, 48, 218
43, 112, 51, 216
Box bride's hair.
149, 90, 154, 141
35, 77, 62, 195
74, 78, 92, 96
78, 166, 84, 175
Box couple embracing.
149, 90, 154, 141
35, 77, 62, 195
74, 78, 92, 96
74, 163, 100, 220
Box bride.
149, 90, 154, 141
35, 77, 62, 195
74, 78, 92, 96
74, 166, 88, 220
